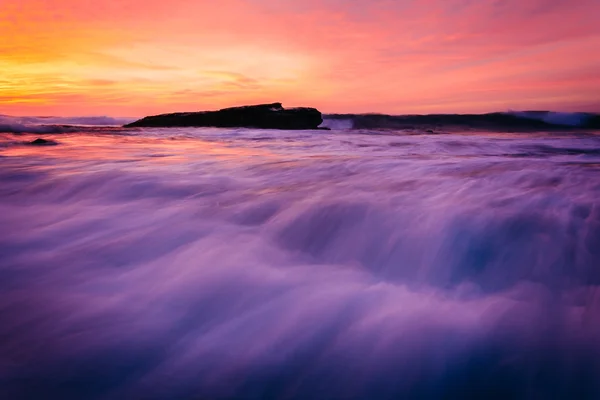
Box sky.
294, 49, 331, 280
1, 0, 600, 116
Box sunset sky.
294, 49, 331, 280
1, 0, 599, 116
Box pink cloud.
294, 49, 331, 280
1, 0, 599, 115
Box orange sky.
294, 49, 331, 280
1, 0, 599, 116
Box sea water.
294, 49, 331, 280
1, 124, 600, 399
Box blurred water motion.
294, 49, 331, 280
1, 127, 600, 399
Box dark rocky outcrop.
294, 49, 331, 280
125, 103, 323, 130
28, 138, 58, 146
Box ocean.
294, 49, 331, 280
1, 115, 600, 399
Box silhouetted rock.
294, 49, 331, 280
28, 138, 58, 146
125, 103, 323, 130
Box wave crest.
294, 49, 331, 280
0, 115, 136, 134
323, 111, 600, 131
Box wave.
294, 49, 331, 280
323, 111, 600, 131
0, 115, 136, 134
0, 123, 78, 134
0, 115, 135, 126
320, 117, 355, 130
509, 111, 594, 127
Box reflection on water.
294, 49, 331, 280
1, 127, 600, 399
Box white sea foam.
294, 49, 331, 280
320, 117, 354, 129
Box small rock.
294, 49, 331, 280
29, 138, 58, 146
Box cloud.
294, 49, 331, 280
1, 0, 599, 115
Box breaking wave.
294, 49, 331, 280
320, 117, 355, 130
509, 111, 593, 127
0, 115, 136, 134
323, 111, 600, 131
0, 123, 76, 134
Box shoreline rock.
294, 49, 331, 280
28, 138, 58, 146
125, 103, 323, 130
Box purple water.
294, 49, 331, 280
1, 126, 600, 399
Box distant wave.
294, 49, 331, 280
322, 111, 600, 131
0, 115, 136, 126
509, 111, 593, 127
320, 118, 355, 130
0, 123, 76, 134
0, 115, 136, 134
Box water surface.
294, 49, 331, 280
1, 127, 600, 399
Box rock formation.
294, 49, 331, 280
125, 103, 323, 130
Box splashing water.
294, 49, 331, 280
1, 126, 600, 399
